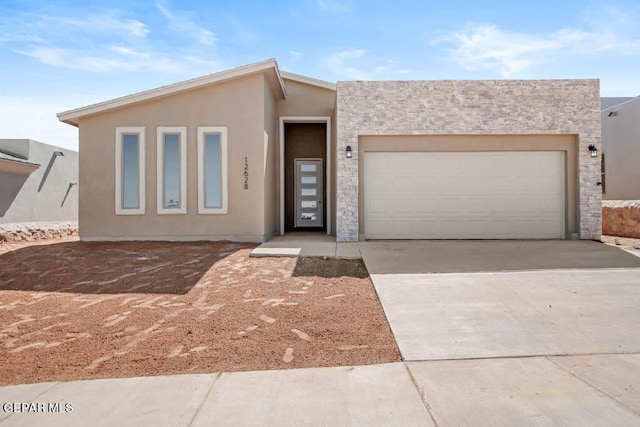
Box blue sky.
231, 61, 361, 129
1, 0, 640, 151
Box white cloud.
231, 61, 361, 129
107, 46, 150, 58
41, 12, 150, 38
0, 9, 149, 48
227, 17, 257, 43
0, 33, 43, 43
437, 6, 640, 77
156, 2, 216, 45
324, 48, 369, 79
0, 5, 223, 75
317, 0, 352, 14
16, 45, 220, 75
323, 49, 412, 80
438, 24, 592, 77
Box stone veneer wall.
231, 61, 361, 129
336, 79, 602, 242
602, 201, 640, 238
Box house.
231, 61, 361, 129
57, 59, 601, 243
601, 96, 640, 200
0, 139, 78, 224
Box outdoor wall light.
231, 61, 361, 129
588, 144, 598, 158
346, 145, 353, 158
608, 111, 618, 117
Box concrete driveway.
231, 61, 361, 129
372, 269, 640, 360
359, 240, 640, 274
362, 240, 640, 360
359, 240, 640, 424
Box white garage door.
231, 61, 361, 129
364, 151, 565, 239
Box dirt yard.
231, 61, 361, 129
0, 238, 400, 385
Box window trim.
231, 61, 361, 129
156, 126, 187, 215
197, 126, 228, 214
115, 126, 145, 215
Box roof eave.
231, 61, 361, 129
280, 71, 336, 91
57, 59, 286, 126
602, 95, 640, 112
0, 157, 40, 174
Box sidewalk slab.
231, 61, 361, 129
550, 354, 640, 415
0, 382, 58, 422
407, 358, 640, 427
192, 363, 433, 427
0, 374, 216, 427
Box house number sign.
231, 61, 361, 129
243, 157, 249, 190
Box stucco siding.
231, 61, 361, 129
263, 75, 279, 239
336, 79, 601, 242
78, 73, 267, 242
0, 140, 78, 224
602, 98, 640, 200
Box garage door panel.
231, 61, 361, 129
364, 151, 565, 239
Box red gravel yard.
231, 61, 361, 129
0, 238, 399, 385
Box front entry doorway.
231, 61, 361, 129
295, 159, 323, 228
283, 122, 327, 232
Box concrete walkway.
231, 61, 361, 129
250, 232, 361, 258
1, 357, 639, 426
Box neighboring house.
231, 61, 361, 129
57, 59, 601, 243
0, 139, 78, 224
601, 96, 640, 200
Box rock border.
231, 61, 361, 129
0, 221, 78, 243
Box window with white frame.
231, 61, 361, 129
157, 127, 187, 214
115, 127, 145, 215
197, 126, 228, 214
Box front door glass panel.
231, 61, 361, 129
295, 159, 323, 228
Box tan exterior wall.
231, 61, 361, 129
602, 99, 640, 200
359, 135, 579, 239
277, 79, 337, 235
78, 73, 269, 242
263, 75, 279, 239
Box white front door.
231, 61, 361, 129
295, 158, 323, 228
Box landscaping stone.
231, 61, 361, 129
0, 221, 78, 243
603, 200, 640, 238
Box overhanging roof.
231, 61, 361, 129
601, 95, 640, 113
280, 71, 336, 91
0, 151, 40, 174
57, 59, 287, 127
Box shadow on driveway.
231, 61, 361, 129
0, 241, 254, 294
359, 240, 640, 274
